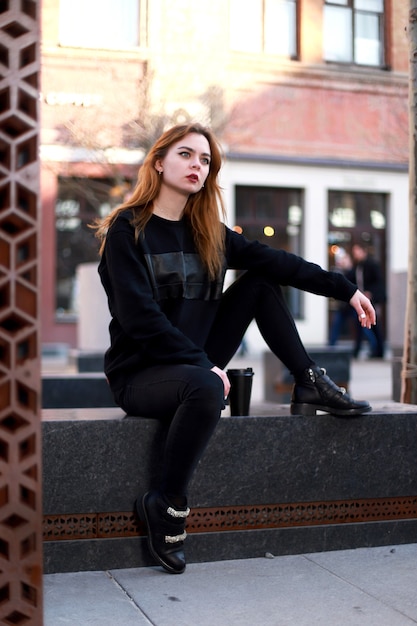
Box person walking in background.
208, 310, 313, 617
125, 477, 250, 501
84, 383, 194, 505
94, 123, 375, 575
328, 249, 355, 346
348, 243, 386, 359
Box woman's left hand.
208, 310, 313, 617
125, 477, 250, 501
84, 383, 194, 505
211, 366, 231, 399
349, 289, 376, 328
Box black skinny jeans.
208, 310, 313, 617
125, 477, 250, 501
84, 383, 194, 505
116, 272, 314, 499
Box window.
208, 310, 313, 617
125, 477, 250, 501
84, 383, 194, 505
59, 0, 140, 49
235, 186, 304, 317
55, 177, 131, 317
327, 190, 387, 341
230, 0, 297, 58
324, 0, 385, 67
328, 191, 387, 259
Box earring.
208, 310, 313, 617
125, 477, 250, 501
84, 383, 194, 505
158, 170, 162, 176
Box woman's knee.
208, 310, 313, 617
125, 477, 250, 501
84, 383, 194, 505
184, 367, 224, 407
233, 271, 282, 300
250, 272, 281, 294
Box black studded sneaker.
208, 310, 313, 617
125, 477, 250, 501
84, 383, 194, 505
136, 490, 190, 574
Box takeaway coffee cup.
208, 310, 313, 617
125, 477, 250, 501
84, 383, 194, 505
226, 368, 254, 416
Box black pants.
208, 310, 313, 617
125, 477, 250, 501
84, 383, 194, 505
116, 272, 314, 499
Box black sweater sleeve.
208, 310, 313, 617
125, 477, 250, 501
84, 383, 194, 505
99, 216, 214, 369
224, 228, 357, 302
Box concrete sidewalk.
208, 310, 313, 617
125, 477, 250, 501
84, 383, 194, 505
44, 543, 417, 625
44, 356, 417, 625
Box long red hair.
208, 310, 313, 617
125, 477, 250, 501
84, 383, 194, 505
94, 123, 226, 280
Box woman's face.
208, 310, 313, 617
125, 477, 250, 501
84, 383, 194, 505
156, 132, 211, 196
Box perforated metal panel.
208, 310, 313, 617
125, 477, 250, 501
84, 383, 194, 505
0, 1, 42, 623
43, 496, 417, 541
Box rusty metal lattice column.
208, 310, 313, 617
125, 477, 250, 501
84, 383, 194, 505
0, 1, 43, 624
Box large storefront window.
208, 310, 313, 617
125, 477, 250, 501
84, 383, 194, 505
328, 190, 386, 260
235, 185, 304, 318
55, 177, 128, 317
327, 190, 387, 340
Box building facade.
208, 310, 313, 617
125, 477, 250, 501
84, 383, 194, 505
40, 0, 409, 353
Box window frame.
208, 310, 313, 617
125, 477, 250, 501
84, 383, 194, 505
58, 0, 145, 51
323, 0, 386, 68
54, 176, 132, 319
234, 184, 305, 319
229, 0, 299, 60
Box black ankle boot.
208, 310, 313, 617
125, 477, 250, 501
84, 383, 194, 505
137, 490, 190, 574
291, 366, 371, 417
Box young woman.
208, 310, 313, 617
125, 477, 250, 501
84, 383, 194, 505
95, 123, 375, 575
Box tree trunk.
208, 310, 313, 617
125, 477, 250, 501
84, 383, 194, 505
402, 1, 417, 403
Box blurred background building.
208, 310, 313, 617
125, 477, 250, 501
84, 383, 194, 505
40, 0, 408, 356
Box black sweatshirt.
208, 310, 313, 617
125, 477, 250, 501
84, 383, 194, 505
98, 210, 357, 391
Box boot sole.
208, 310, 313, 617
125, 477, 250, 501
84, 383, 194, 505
136, 495, 185, 575
290, 403, 372, 417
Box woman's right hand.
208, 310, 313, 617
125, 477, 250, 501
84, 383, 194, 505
211, 366, 231, 399
349, 289, 376, 328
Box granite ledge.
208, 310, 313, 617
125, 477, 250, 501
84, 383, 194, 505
42, 408, 126, 422
41, 401, 417, 423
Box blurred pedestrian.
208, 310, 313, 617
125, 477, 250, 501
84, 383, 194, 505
329, 250, 355, 346
348, 243, 386, 358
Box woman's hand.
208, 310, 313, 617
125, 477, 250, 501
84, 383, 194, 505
211, 366, 231, 399
349, 289, 376, 329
